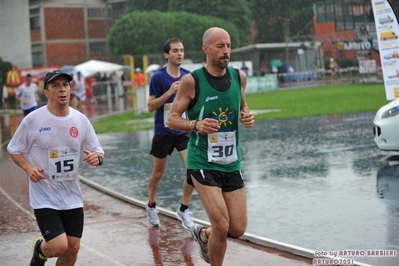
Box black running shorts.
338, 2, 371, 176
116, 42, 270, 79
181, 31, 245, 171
34, 208, 84, 242
187, 169, 244, 192
150, 134, 188, 158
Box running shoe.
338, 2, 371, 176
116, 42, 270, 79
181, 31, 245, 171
190, 223, 210, 263
176, 207, 194, 229
145, 202, 160, 227
30, 237, 47, 266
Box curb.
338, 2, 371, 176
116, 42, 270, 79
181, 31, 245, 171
80, 175, 372, 266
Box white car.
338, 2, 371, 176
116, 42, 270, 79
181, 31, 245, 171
374, 98, 399, 150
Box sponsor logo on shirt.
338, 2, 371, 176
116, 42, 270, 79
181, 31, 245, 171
39, 127, 51, 132
69, 126, 79, 138
211, 107, 235, 128
49, 149, 58, 158
205, 96, 218, 102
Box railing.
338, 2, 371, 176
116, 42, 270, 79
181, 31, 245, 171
276, 67, 382, 88
88, 80, 148, 115
1, 68, 383, 114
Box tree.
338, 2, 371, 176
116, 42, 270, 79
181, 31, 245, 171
168, 0, 252, 46
250, 0, 291, 43
289, 3, 313, 39
250, 0, 314, 43
126, 0, 169, 12
0, 57, 13, 108
108, 11, 239, 56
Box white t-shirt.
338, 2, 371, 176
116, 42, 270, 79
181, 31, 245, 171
15, 82, 38, 110
7, 106, 104, 210
73, 75, 86, 98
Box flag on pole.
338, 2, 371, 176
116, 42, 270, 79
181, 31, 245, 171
372, 0, 399, 100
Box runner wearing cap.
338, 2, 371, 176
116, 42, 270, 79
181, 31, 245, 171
7, 70, 105, 266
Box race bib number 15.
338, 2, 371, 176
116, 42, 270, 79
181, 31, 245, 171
48, 146, 80, 182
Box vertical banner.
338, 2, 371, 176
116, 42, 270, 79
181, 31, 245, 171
372, 0, 399, 100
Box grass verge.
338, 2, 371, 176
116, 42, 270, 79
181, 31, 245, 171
93, 83, 389, 133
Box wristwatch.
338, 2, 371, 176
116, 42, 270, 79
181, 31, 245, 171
97, 154, 103, 166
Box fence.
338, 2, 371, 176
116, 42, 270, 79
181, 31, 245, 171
1, 67, 383, 114
90, 80, 148, 115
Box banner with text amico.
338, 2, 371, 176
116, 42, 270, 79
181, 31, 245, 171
372, 0, 399, 100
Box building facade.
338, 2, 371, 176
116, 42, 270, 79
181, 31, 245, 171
28, 0, 128, 67
4, 0, 397, 70
0, 0, 32, 68
313, 0, 399, 64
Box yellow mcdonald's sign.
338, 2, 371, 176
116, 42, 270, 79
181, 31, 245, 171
6, 70, 21, 86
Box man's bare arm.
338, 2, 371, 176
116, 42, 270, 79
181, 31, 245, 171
168, 74, 221, 134
147, 81, 180, 112
8, 152, 45, 182
167, 75, 195, 132
238, 70, 255, 128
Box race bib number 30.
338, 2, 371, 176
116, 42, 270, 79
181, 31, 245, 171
207, 131, 237, 165
48, 146, 79, 182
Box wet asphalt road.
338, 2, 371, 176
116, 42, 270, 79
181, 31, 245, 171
2, 104, 399, 265
78, 112, 399, 266
0, 109, 314, 266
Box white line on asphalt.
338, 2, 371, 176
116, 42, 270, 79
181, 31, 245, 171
0, 185, 128, 265
0, 186, 35, 219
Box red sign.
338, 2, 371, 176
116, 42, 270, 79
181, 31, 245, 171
5, 65, 60, 87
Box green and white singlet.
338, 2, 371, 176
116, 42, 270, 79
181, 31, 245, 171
187, 66, 241, 172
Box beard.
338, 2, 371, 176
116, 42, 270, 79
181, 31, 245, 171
216, 56, 229, 69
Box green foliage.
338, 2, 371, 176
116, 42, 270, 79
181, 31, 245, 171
126, 0, 169, 12
250, 0, 314, 43
288, 5, 313, 37
6, 95, 17, 109
108, 11, 240, 56
0, 57, 12, 86
118, 0, 315, 53
168, 0, 252, 46
0, 57, 12, 103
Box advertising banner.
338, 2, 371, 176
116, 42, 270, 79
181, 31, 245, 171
372, 0, 399, 100
5, 66, 60, 87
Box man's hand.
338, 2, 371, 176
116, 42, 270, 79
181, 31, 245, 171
240, 111, 255, 128
169, 81, 180, 95
83, 150, 103, 166
195, 118, 220, 134
27, 165, 45, 183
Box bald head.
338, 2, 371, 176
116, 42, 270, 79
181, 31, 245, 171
202, 27, 230, 45
201, 27, 231, 73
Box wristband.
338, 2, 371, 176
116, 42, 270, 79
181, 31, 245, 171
193, 120, 199, 132
189, 120, 195, 131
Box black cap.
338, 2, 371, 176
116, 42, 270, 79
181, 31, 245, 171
44, 70, 73, 88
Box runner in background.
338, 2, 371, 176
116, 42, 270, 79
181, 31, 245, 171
71, 71, 86, 112
15, 73, 40, 116
145, 38, 195, 230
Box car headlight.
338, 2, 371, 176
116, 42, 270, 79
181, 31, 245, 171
382, 106, 399, 119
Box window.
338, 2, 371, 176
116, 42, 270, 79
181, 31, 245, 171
31, 43, 42, 52
32, 52, 43, 67
31, 44, 43, 66
108, 2, 126, 19
89, 41, 107, 53
30, 7, 40, 31
88, 8, 106, 18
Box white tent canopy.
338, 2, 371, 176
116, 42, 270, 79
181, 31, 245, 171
74, 59, 131, 76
